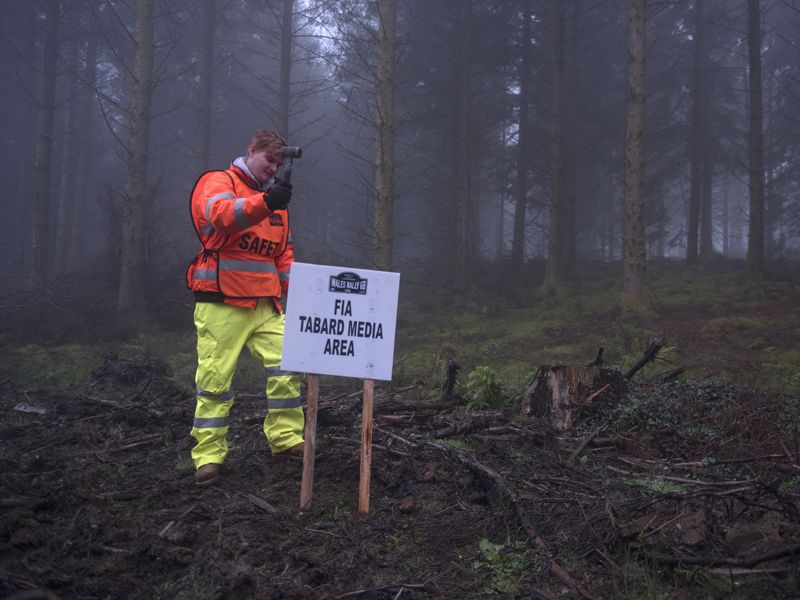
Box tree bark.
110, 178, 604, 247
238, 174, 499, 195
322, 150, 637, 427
686, 0, 704, 265
511, 0, 533, 271
278, 0, 294, 138
699, 135, 714, 261
15, 3, 38, 274
542, 2, 567, 294
373, 0, 396, 271
521, 366, 625, 431
31, 0, 60, 289
746, 0, 765, 276
71, 12, 98, 267
117, 0, 155, 313
197, 0, 216, 172
56, 37, 80, 274
561, 1, 579, 275
721, 183, 730, 256
622, 0, 647, 309
453, 0, 473, 289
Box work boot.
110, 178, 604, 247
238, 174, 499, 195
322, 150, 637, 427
195, 463, 221, 487
273, 442, 305, 463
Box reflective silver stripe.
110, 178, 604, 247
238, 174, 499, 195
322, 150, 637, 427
233, 198, 250, 228
193, 416, 231, 428
201, 223, 214, 236
265, 366, 295, 377
193, 269, 216, 281
211, 192, 235, 202
196, 386, 233, 401
267, 397, 302, 409
205, 193, 235, 220
219, 260, 277, 274
278, 270, 290, 282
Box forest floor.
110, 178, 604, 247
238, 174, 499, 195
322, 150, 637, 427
1, 262, 800, 599
1, 354, 799, 599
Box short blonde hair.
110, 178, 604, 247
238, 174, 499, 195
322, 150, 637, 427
249, 129, 287, 154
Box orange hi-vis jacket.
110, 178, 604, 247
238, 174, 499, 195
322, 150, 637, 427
186, 163, 294, 310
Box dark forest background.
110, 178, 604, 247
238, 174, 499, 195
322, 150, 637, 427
1, 0, 799, 328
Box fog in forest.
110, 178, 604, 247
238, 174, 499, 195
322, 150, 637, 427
1, 0, 799, 324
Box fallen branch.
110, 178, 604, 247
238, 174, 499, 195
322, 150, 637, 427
643, 542, 800, 568
326, 434, 413, 458
430, 411, 507, 438
568, 422, 608, 463
653, 454, 788, 468
650, 367, 684, 384
573, 385, 611, 421
242, 493, 278, 514
335, 582, 428, 598
624, 338, 665, 380
607, 464, 756, 487
374, 426, 421, 447
374, 414, 419, 425
780, 441, 800, 470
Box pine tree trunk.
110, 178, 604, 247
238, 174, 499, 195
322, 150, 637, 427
56, 40, 80, 273
71, 17, 98, 267
542, 2, 567, 294
746, 0, 765, 276
622, 0, 647, 308
721, 183, 730, 256
496, 192, 505, 262
278, 0, 293, 138
373, 0, 396, 271
687, 0, 704, 265
117, 0, 155, 314
453, 0, 472, 289
197, 0, 216, 172
699, 140, 714, 261
511, 0, 533, 271
562, 1, 579, 273
31, 1, 60, 289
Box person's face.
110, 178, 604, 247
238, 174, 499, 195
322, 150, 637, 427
245, 146, 284, 184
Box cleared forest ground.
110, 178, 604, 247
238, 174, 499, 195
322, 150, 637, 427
2, 356, 799, 598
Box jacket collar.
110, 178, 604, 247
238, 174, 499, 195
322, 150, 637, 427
231, 156, 275, 192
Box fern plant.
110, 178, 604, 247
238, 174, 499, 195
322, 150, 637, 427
464, 365, 505, 409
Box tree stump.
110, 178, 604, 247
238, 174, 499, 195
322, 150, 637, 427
521, 366, 626, 431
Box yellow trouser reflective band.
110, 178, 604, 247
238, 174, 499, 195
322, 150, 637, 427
196, 386, 234, 401
265, 366, 295, 377
194, 416, 231, 428
268, 397, 302, 409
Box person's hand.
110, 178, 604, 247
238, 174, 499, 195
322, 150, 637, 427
264, 178, 292, 211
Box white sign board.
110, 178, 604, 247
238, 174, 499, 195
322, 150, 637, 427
282, 262, 400, 381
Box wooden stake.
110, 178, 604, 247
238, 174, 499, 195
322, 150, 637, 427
359, 378, 375, 512
299, 373, 319, 510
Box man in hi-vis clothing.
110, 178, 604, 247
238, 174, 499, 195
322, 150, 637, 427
186, 129, 303, 487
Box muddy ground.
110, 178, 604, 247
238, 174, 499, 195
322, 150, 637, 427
1, 353, 799, 599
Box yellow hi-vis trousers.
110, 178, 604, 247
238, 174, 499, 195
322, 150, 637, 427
190, 299, 304, 469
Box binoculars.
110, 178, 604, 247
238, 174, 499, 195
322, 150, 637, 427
280, 146, 302, 182
281, 146, 302, 159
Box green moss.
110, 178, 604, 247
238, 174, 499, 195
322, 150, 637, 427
137, 331, 197, 394
0, 344, 102, 388
8, 265, 800, 398
701, 316, 765, 338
